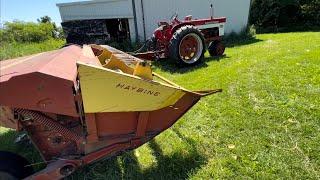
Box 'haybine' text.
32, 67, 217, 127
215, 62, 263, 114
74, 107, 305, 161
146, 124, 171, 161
116, 83, 160, 96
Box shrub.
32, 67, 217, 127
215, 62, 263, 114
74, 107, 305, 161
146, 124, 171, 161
0, 21, 55, 43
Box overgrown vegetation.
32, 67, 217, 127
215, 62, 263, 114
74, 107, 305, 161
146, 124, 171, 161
0, 16, 65, 60
250, 0, 320, 32
0, 21, 55, 43
0, 18, 63, 43
0, 39, 65, 60
0, 32, 319, 179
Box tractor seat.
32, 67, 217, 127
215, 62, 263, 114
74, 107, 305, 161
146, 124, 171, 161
184, 15, 192, 21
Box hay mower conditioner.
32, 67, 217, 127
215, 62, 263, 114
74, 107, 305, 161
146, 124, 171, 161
135, 14, 226, 66
0, 45, 222, 179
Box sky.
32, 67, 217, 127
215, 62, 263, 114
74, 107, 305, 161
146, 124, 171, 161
0, 0, 80, 26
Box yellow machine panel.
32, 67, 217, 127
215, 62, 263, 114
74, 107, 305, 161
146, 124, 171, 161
77, 62, 186, 113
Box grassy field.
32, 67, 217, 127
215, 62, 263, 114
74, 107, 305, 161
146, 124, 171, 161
0, 39, 65, 60
0, 32, 319, 179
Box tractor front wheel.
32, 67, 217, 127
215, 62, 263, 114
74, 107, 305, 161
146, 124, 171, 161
0, 151, 34, 179
208, 41, 225, 57
169, 25, 205, 66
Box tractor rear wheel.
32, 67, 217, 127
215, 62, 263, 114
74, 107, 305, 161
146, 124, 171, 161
0, 151, 34, 179
169, 25, 205, 66
208, 41, 225, 57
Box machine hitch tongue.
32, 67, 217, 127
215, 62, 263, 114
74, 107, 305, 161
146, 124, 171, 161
0, 44, 221, 179
24, 160, 81, 180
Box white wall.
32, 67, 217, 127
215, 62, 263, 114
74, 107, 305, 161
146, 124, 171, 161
57, 0, 251, 42
58, 0, 134, 21
135, 0, 251, 40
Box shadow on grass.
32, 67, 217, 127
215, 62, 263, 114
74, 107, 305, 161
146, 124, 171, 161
152, 37, 263, 73
255, 25, 320, 34
70, 133, 207, 180
143, 137, 206, 179
1, 128, 207, 179
153, 55, 230, 74
0, 129, 44, 171
224, 37, 263, 48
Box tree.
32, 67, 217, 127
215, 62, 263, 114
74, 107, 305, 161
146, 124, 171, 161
250, 0, 320, 32
37, 16, 62, 39
0, 21, 55, 43
300, 0, 320, 25
37, 16, 52, 24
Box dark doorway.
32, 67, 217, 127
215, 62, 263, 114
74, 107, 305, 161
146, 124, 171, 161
62, 18, 130, 45
105, 19, 130, 42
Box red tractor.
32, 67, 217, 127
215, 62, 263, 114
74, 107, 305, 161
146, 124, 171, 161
136, 9, 227, 66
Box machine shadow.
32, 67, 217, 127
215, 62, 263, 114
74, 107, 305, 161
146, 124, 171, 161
0, 129, 44, 171
69, 153, 125, 179
153, 55, 229, 74
143, 137, 207, 180
71, 133, 207, 180
0, 129, 207, 179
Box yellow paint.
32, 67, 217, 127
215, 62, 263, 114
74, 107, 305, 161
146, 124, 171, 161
133, 62, 153, 80
98, 49, 113, 65
77, 62, 186, 113
103, 54, 134, 74
82, 45, 96, 58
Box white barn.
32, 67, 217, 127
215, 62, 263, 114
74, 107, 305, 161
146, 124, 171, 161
57, 0, 251, 42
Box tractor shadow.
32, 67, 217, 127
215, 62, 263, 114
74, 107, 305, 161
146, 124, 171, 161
152, 37, 263, 73
153, 55, 230, 74
70, 132, 207, 180
224, 37, 263, 48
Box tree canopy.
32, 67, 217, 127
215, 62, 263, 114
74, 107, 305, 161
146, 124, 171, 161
250, 0, 320, 31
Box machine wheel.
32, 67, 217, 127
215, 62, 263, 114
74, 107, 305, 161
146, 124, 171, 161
169, 25, 205, 66
0, 151, 34, 179
208, 41, 225, 57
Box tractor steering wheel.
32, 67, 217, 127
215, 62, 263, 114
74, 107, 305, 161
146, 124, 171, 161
170, 13, 178, 21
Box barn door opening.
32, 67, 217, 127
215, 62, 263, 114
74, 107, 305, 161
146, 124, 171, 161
105, 19, 130, 42
62, 18, 130, 45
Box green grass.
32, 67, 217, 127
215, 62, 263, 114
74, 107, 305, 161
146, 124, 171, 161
0, 39, 65, 60
1, 32, 319, 179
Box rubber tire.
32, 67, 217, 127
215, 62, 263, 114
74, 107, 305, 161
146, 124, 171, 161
0, 151, 34, 179
149, 36, 158, 51
168, 25, 206, 66
208, 41, 225, 57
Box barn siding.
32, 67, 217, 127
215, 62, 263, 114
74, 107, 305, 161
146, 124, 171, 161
138, 0, 251, 40
57, 0, 251, 42
58, 0, 134, 21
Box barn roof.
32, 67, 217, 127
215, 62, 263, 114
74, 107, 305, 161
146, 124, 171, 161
56, 0, 124, 7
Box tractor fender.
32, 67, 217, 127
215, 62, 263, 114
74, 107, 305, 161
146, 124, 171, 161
171, 22, 195, 35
